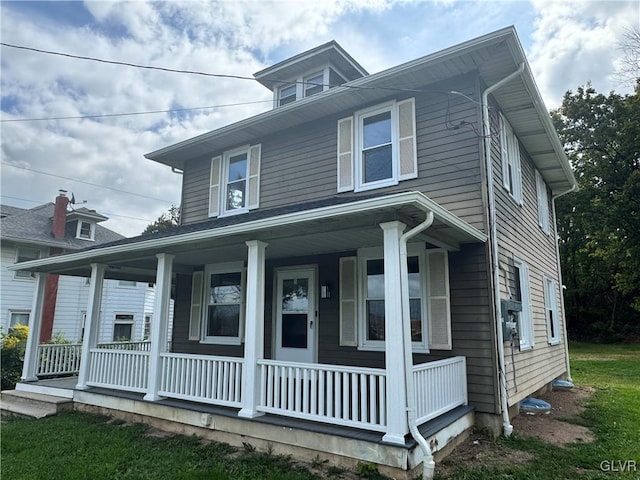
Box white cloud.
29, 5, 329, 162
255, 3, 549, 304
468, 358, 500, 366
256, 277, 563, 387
528, 0, 639, 108
2, 0, 637, 237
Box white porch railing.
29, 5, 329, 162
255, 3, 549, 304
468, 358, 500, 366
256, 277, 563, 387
158, 353, 243, 407
97, 341, 151, 351
257, 360, 387, 432
87, 348, 150, 393
37, 343, 83, 376
413, 356, 467, 424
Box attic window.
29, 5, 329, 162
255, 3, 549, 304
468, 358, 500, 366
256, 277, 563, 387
304, 72, 324, 97
278, 84, 297, 106
76, 220, 95, 241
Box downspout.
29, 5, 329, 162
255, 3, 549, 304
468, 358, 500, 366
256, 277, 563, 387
552, 184, 577, 382
399, 209, 435, 480
481, 62, 525, 438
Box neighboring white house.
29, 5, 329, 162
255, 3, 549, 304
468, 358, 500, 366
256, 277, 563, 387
0, 192, 167, 344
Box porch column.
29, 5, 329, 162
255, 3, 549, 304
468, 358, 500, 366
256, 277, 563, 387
21, 273, 48, 381
380, 221, 409, 445
144, 253, 175, 401
77, 264, 106, 389
239, 240, 268, 419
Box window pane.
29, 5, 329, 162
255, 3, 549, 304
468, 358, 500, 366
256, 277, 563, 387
363, 112, 391, 148
407, 256, 421, 297
363, 145, 393, 183
207, 305, 240, 337
366, 259, 385, 298
304, 74, 324, 97
113, 323, 132, 341
367, 299, 385, 341
282, 313, 307, 348
226, 180, 246, 210
279, 85, 296, 105
410, 299, 422, 341
10, 313, 30, 327
282, 278, 308, 312
79, 222, 92, 238
210, 273, 241, 304
228, 154, 247, 182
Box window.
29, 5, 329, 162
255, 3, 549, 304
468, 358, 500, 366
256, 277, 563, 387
76, 220, 95, 240
118, 280, 138, 288
143, 314, 152, 341
500, 113, 522, 204
278, 84, 297, 106
536, 170, 550, 234
209, 145, 261, 218
113, 314, 134, 341
357, 245, 429, 351
9, 311, 30, 328
513, 257, 533, 350
14, 247, 40, 279
337, 98, 417, 193
199, 262, 245, 344
544, 276, 560, 345
303, 72, 324, 98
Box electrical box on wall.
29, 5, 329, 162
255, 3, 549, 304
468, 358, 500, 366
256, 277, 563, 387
501, 299, 522, 340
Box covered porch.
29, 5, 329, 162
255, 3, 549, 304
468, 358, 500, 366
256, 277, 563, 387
15, 191, 486, 472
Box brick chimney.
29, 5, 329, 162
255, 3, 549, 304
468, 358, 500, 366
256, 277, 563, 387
52, 190, 69, 239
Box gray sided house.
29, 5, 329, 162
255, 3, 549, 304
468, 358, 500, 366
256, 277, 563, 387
12, 27, 576, 479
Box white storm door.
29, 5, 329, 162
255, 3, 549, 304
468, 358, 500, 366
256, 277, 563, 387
275, 267, 317, 363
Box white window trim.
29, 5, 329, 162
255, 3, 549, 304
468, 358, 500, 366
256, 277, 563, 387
514, 256, 534, 350
113, 313, 135, 341
356, 244, 429, 352
200, 261, 246, 345
76, 220, 96, 241
14, 247, 40, 280
219, 145, 251, 217
543, 275, 561, 345
274, 66, 330, 108
536, 170, 550, 235
500, 113, 523, 205
354, 101, 399, 192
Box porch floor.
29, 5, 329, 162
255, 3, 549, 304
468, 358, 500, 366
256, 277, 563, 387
17, 376, 473, 448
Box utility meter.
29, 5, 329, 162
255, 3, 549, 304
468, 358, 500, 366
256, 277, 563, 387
500, 299, 522, 340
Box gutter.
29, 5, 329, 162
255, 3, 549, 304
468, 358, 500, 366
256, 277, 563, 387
481, 62, 525, 438
399, 210, 436, 480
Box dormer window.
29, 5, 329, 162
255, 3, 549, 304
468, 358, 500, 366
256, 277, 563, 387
278, 84, 297, 106
76, 220, 95, 240
304, 72, 324, 97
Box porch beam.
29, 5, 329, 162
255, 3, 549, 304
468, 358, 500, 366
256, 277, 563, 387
239, 240, 268, 419
21, 273, 48, 381
380, 221, 410, 445
76, 264, 106, 389
144, 253, 175, 401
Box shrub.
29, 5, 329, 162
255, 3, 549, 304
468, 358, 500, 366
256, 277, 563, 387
1, 324, 29, 390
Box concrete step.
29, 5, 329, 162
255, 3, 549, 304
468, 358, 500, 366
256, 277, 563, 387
1, 390, 73, 419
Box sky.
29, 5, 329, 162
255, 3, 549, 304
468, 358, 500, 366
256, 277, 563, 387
1, 0, 638, 237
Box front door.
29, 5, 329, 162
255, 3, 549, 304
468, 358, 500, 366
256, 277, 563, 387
275, 267, 317, 363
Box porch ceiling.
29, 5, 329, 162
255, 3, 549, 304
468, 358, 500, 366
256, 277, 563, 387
10, 192, 486, 283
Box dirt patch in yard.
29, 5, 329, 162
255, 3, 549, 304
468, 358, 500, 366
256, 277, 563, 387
436, 386, 595, 478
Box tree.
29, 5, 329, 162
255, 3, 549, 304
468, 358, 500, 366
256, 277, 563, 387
552, 84, 640, 341
142, 205, 181, 235
616, 26, 640, 87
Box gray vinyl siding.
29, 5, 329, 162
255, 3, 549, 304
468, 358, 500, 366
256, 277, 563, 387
180, 74, 486, 233
171, 244, 498, 414
489, 104, 568, 406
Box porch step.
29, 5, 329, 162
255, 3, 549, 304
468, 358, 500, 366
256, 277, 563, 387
0, 390, 73, 419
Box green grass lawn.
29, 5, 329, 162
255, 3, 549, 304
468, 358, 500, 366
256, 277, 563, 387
436, 342, 640, 480
2, 344, 638, 480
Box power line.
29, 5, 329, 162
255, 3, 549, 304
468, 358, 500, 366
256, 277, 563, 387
1, 163, 174, 204
0, 195, 154, 222
0, 41, 424, 94
0, 99, 273, 123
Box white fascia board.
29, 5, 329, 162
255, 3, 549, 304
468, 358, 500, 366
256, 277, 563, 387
9, 191, 486, 272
